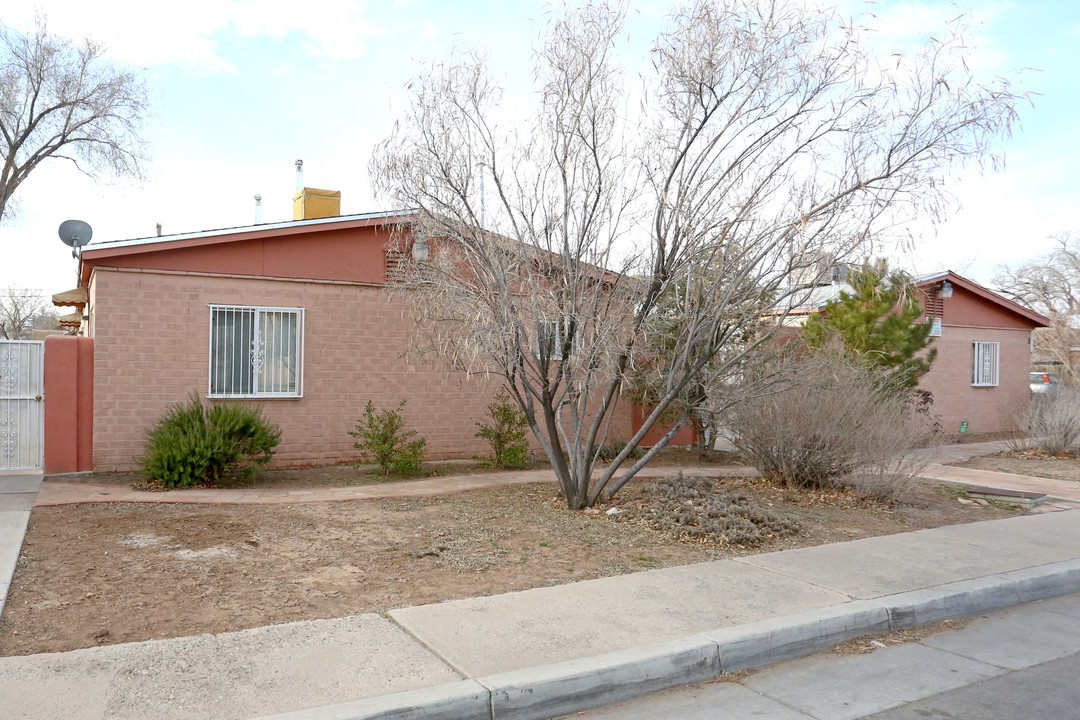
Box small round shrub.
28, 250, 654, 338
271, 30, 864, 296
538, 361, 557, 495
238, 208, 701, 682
138, 394, 281, 487
350, 400, 427, 475
475, 390, 531, 469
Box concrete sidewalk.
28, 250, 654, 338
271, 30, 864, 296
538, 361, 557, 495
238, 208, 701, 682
0, 472, 41, 619
915, 439, 1080, 504
921, 464, 1080, 503
2, 510, 1080, 720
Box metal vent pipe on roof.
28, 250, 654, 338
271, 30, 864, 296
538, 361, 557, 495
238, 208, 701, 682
295, 159, 303, 192
254, 194, 263, 224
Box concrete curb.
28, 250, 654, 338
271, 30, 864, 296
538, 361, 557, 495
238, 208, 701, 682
250, 558, 1080, 720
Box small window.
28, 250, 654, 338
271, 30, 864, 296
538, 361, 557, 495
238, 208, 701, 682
536, 320, 564, 361
209, 305, 304, 397
536, 319, 582, 362
972, 341, 999, 387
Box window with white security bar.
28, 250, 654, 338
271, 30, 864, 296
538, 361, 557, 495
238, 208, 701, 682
536, 320, 564, 361
536, 319, 586, 362
209, 305, 304, 398
971, 341, 999, 387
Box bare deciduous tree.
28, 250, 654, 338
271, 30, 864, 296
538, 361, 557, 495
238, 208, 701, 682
995, 233, 1080, 384
0, 287, 57, 339
371, 0, 1021, 509
0, 16, 148, 222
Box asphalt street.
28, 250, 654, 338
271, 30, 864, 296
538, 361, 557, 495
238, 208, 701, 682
563, 591, 1080, 720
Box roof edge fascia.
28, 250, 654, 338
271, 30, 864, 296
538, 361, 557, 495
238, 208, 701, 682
81, 210, 417, 258
916, 270, 1051, 328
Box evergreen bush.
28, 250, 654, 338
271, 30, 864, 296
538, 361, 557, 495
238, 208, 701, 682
138, 394, 280, 488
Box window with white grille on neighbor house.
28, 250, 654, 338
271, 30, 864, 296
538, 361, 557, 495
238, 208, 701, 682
972, 341, 999, 387
209, 305, 304, 397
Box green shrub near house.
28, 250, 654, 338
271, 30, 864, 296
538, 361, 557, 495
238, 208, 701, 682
350, 400, 427, 475
475, 390, 531, 469
138, 394, 281, 488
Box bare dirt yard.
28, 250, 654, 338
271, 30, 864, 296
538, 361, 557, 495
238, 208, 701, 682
0, 466, 1014, 658
951, 451, 1080, 482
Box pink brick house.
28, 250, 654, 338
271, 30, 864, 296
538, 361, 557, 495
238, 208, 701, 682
913, 272, 1049, 435
785, 270, 1049, 436
65, 209, 634, 471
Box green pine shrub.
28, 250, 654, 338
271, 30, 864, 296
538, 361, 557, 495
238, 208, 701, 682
350, 400, 427, 475
475, 390, 531, 468
138, 394, 281, 488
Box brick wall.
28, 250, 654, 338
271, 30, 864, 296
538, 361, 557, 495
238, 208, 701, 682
919, 325, 1031, 435
89, 269, 632, 470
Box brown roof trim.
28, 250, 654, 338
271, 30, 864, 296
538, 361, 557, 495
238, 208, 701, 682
81, 214, 412, 262
915, 271, 1051, 328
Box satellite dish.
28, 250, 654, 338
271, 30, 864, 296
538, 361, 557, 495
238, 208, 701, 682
58, 219, 93, 248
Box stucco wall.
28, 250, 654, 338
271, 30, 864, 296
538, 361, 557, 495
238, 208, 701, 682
918, 325, 1031, 435
89, 269, 632, 471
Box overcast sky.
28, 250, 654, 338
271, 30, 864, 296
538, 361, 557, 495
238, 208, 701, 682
1, 0, 1077, 296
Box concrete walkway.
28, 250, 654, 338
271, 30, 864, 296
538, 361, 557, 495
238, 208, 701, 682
34, 465, 754, 507
915, 439, 1080, 504
0, 472, 41, 619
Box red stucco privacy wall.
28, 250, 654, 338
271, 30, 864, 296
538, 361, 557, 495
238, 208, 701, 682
88, 269, 633, 471
43, 335, 94, 474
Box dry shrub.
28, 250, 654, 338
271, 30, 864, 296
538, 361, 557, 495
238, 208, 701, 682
725, 353, 940, 498
633, 475, 802, 547
1026, 387, 1080, 455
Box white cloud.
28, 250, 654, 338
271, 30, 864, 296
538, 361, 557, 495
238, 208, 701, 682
6, 0, 381, 71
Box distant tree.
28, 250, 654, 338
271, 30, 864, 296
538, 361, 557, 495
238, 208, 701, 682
803, 262, 937, 389
995, 233, 1080, 384
0, 16, 148, 222
0, 287, 58, 339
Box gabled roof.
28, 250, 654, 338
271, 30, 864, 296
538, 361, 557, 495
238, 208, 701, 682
914, 271, 1050, 328
781, 269, 1051, 329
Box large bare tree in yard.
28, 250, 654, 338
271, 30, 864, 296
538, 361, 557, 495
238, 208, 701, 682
371, 0, 1021, 509
996, 233, 1080, 383
0, 16, 148, 222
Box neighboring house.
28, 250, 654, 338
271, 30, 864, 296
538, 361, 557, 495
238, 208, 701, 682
54, 191, 635, 471
782, 270, 1050, 436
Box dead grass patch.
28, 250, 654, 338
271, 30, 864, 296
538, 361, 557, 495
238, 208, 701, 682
0, 475, 1012, 658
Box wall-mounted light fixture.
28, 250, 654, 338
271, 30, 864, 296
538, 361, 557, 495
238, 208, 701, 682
413, 239, 430, 262
938, 280, 953, 299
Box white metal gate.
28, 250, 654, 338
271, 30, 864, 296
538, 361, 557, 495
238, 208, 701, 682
0, 341, 44, 471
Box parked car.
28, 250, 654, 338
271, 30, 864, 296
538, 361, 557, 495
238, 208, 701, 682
1030, 371, 1061, 394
